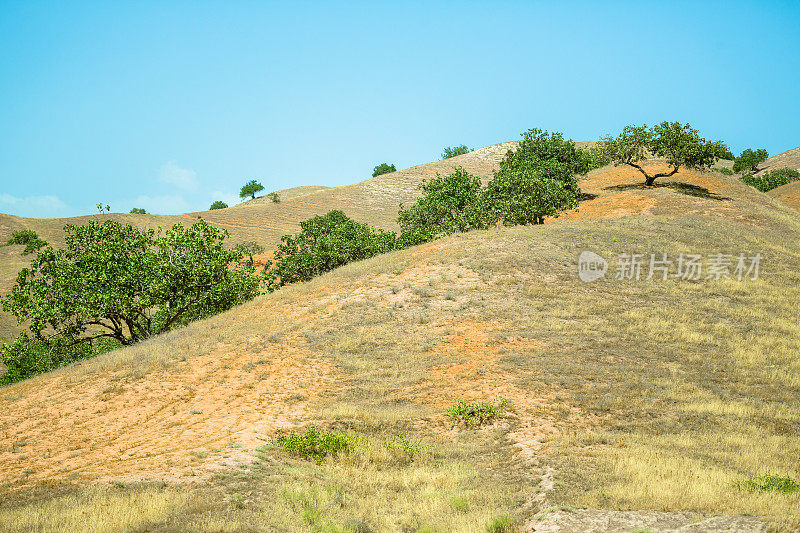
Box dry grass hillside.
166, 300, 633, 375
1, 159, 799, 531
758, 146, 800, 175
769, 181, 800, 213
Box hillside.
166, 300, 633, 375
769, 180, 800, 213
0, 143, 523, 341
758, 145, 800, 175
1, 161, 799, 531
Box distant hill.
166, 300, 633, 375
757, 145, 800, 175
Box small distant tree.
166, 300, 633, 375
267, 192, 281, 203
129, 208, 147, 214
441, 145, 472, 159
600, 122, 725, 186
209, 200, 228, 210
240, 179, 265, 200
733, 148, 769, 174
96, 203, 110, 213
372, 163, 396, 177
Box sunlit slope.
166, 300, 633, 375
758, 145, 800, 175
769, 180, 800, 213
1, 165, 799, 526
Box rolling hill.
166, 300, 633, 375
1, 149, 799, 531
769, 180, 800, 213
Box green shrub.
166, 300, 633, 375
4, 230, 47, 255
6, 229, 39, 246
267, 192, 280, 203
733, 148, 769, 173
485, 128, 587, 225
485, 515, 518, 533
717, 147, 735, 160
398, 167, 493, 246
275, 427, 352, 462
264, 210, 397, 291
715, 167, 734, 176
383, 434, 428, 458
372, 163, 396, 177
209, 200, 228, 210
129, 207, 147, 214
446, 399, 510, 428
740, 168, 800, 192
441, 145, 471, 159
740, 474, 800, 494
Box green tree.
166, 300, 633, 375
235, 241, 265, 264
129, 208, 147, 214
733, 148, 769, 173
267, 192, 281, 203
209, 200, 229, 210
1, 219, 260, 383
600, 121, 725, 186
398, 167, 491, 246
441, 145, 471, 159
372, 163, 396, 177
240, 179, 265, 200
484, 128, 586, 224
264, 210, 396, 291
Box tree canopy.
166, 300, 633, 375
209, 200, 229, 210
600, 121, 725, 186
240, 179, 265, 200
1, 219, 259, 383
441, 145, 472, 159
372, 163, 396, 177
733, 148, 769, 173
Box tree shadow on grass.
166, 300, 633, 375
603, 182, 730, 201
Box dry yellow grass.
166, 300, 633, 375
2, 155, 800, 530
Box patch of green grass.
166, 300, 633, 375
446, 399, 510, 428
740, 474, 800, 494
485, 514, 518, 533
274, 427, 353, 462
383, 434, 428, 458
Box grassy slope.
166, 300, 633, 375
769, 180, 800, 213
1, 163, 799, 530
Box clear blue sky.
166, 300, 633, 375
1, 1, 799, 218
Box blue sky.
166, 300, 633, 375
1, 1, 799, 218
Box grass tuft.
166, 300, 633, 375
739, 474, 800, 494
275, 427, 352, 462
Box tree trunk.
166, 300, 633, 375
645, 175, 656, 186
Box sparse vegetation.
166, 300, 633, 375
739, 167, 800, 192
733, 148, 769, 173
240, 179, 265, 200
274, 427, 353, 462
740, 474, 800, 494
446, 399, 510, 428
267, 191, 281, 203
442, 145, 472, 159
372, 162, 396, 177
600, 121, 725, 186
129, 207, 147, 214
715, 166, 734, 175
209, 200, 228, 210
